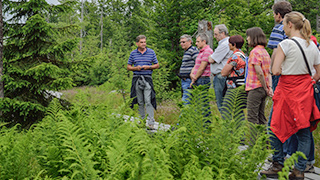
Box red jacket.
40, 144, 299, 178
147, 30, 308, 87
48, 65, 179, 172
271, 75, 320, 143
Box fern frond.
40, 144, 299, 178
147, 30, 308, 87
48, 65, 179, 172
57, 117, 99, 179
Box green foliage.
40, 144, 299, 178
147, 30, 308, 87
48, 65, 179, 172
289, 0, 320, 34
0, 85, 271, 179
278, 151, 307, 180
2, 0, 77, 127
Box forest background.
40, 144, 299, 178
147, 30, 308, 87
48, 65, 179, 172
0, 0, 320, 179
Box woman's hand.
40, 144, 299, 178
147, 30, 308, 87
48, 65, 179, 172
266, 86, 274, 97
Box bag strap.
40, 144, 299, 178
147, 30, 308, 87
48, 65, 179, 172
291, 38, 312, 76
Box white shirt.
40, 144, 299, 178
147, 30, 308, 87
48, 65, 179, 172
210, 37, 233, 74
279, 37, 320, 75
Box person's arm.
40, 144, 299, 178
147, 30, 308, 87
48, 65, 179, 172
194, 61, 208, 79
142, 63, 159, 70
209, 42, 229, 64
270, 48, 277, 72
208, 56, 216, 64
272, 46, 285, 76
190, 61, 208, 87
127, 64, 142, 71
190, 67, 195, 79
221, 64, 233, 77
254, 64, 272, 97
313, 64, 320, 82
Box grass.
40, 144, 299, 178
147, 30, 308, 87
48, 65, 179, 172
61, 85, 320, 167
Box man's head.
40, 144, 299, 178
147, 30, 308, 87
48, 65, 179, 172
196, 33, 209, 50
180, 34, 193, 50
214, 24, 228, 42
136, 35, 147, 50
272, 1, 292, 23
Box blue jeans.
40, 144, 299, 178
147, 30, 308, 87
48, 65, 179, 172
213, 73, 226, 113
268, 110, 295, 156
268, 74, 300, 159
181, 78, 192, 105
283, 133, 315, 165
270, 127, 311, 171
194, 77, 211, 117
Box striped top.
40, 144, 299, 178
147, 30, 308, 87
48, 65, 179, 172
267, 21, 287, 49
193, 45, 213, 77
179, 46, 199, 78
245, 45, 271, 91
127, 48, 158, 75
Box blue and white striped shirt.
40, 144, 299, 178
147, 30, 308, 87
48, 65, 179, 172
267, 21, 287, 49
128, 48, 158, 75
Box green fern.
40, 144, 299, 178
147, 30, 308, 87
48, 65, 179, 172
278, 151, 306, 180
57, 116, 99, 179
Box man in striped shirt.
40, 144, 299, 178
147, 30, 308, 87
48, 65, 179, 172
190, 33, 213, 117
127, 35, 159, 130
179, 34, 199, 104
267, 0, 293, 158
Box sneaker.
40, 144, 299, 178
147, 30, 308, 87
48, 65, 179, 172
304, 164, 315, 173
260, 161, 284, 178
289, 168, 304, 180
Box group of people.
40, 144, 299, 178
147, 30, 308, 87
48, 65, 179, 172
127, 1, 320, 179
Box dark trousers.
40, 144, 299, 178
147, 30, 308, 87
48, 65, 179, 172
247, 87, 267, 125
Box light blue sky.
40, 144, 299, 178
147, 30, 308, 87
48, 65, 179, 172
47, 0, 60, 5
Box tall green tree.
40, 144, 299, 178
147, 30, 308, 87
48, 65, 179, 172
146, 0, 213, 88
0, 0, 4, 98
289, 0, 320, 33
2, 0, 77, 127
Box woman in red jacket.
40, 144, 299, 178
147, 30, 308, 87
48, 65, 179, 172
260, 11, 320, 180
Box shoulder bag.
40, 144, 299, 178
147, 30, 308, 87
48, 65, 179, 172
291, 38, 320, 111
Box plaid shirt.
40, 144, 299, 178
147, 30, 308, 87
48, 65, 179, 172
193, 45, 213, 77
245, 45, 271, 91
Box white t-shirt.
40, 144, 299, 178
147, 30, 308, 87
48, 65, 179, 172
279, 37, 320, 75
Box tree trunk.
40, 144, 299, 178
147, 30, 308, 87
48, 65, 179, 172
80, 0, 84, 54
198, 20, 213, 50
0, 0, 4, 98
100, 8, 103, 53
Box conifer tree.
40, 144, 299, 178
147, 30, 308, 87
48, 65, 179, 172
2, 0, 77, 127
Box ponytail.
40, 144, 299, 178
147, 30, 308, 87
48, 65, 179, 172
300, 18, 311, 46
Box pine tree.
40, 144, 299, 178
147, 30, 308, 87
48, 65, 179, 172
2, 0, 77, 127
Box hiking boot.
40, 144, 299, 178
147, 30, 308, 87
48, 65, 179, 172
289, 168, 304, 180
260, 161, 284, 178
304, 164, 315, 173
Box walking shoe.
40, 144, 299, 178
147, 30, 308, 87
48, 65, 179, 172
289, 168, 304, 180
304, 164, 315, 173
260, 161, 284, 178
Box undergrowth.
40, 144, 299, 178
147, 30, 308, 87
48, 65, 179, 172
0, 84, 273, 179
